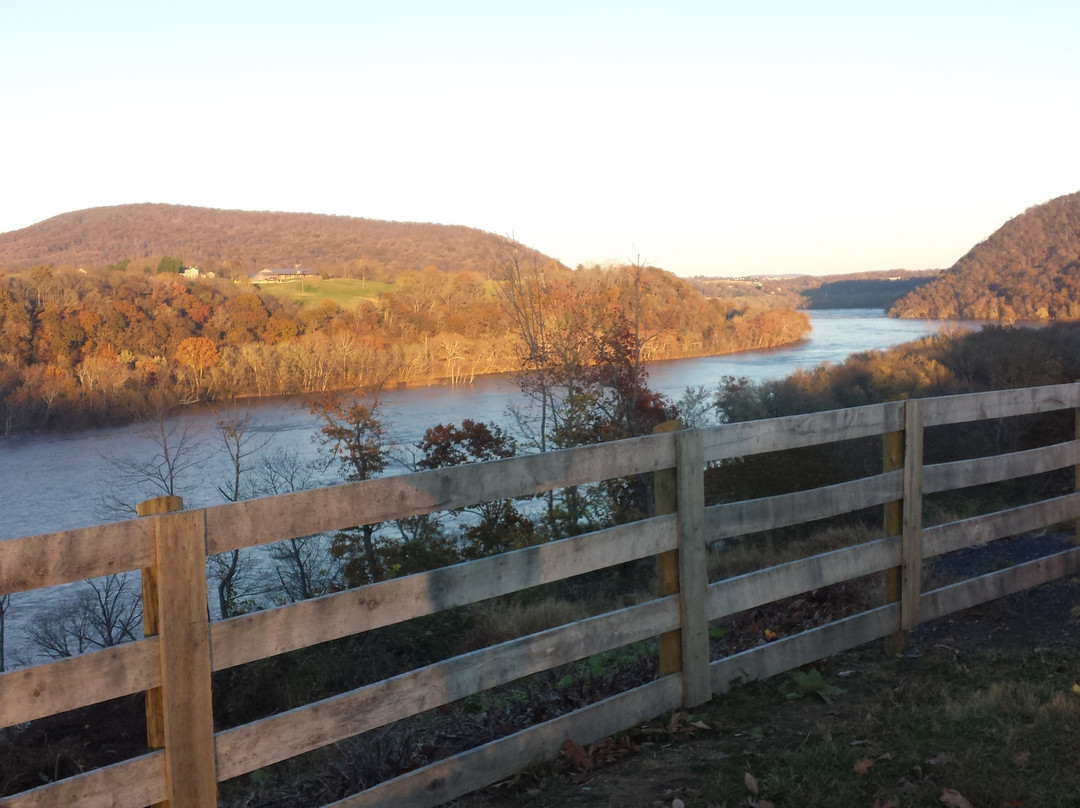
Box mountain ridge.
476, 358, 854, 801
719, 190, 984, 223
0, 203, 557, 278
890, 190, 1080, 320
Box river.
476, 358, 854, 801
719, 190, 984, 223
0, 309, 973, 666
0, 309, 969, 542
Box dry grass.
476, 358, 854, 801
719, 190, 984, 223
708, 521, 882, 582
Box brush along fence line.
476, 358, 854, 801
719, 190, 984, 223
3, 382, 1080, 807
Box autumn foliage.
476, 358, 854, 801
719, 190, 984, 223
891, 190, 1080, 320
0, 256, 809, 434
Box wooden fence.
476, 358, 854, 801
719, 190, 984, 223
3, 382, 1080, 807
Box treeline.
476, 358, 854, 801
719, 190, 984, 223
0, 259, 810, 434
0, 203, 553, 280
705, 322, 1080, 508
801, 276, 934, 309
891, 190, 1080, 320
690, 269, 939, 311
714, 322, 1080, 420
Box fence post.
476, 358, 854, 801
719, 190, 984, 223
654, 420, 681, 677
1076, 407, 1080, 547
899, 400, 925, 636
653, 421, 711, 707
675, 428, 710, 707
882, 411, 905, 656
883, 399, 925, 653
137, 494, 182, 807
137, 496, 218, 808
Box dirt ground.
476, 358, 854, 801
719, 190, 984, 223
455, 533, 1080, 808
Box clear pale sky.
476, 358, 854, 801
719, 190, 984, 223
3, 1, 1079, 277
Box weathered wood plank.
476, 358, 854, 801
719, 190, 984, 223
922, 492, 1080, 559
920, 548, 1080, 623
330, 676, 683, 808
920, 383, 1080, 428
653, 420, 682, 678
211, 515, 677, 671
214, 597, 679, 781
0, 751, 165, 808
923, 439, 1080, 494
1076, 408, 1080, 547
700, 401, 903, 463
0, 639, 160, 728
708, 536, 902, 621
0, 519, 154, 595
704, 471, 903, 540
711, 604, 899, 693
900, 400, 924, 632
675, 429, 710, 707
152, 509, 217, 807
135, 495, 182, 790
883, 419, 905, 655
204, 433, 676, 554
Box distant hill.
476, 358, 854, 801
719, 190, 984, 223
890, 191, 1080, 320
800, 274, 937, 309
0, 204, 558, 279
691, 269, 938, 311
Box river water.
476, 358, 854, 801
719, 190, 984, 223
0, 309, 968, 542
0, 309, 971, 666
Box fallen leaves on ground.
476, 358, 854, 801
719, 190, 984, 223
744, 771, 759, 795
558, 733, 643, 781
940, 788, 974, 808
853, 757, 875, 775
559, 740, 592, 773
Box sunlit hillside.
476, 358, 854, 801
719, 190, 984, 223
891, 190, 1080, 320
0, 204, 558, 279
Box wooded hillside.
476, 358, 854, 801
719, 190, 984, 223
0, 259, 810, 434
0, 204, 554, 279
890, 190, 1080, 320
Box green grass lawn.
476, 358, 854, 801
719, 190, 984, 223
254, 278, 392, 308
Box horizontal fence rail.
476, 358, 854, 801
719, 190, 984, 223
2, 382, 1079, 807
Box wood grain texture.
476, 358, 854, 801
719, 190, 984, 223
900, 400, 924, 632
705, 471, 903, 540
675, 429, 710, 707
210, 515, 677, 671
0, 639, 160, 728
151, 508, 217, 807
708, 536, 901, 621
0, 751, 165, 808
0, 519, 154, 595
203, 433, 676, 554
700, 401, 904, 462
923, 492, 1080, 559
653, 419, 682, 678
923, 439, 1080, 494
920, 382, 1080, 427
